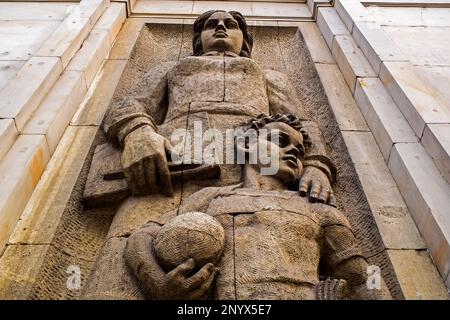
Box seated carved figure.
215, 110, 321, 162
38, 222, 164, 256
125, 114, 389, 300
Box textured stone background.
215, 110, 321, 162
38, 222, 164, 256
28, 23, 402, 299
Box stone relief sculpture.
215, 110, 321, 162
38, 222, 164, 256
81, 10, 388, 300
124, 114, 387, 300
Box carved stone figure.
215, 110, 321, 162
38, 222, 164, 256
102, 10, 336, 203
81, 11, 371, 299
124, 114, 388, 300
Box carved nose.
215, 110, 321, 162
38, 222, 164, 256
215, 22, 227, 31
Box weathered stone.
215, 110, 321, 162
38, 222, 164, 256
388, 143, 450, 279
107, 18, 145, 60
298, 22, 334, 64
93, 2, 127, 45
0, 57, 62, 131
315, 63, 368, 131
342, 131, 425, 250
23, 70, 87, 154
71, 59, 127, 126
0, 135, 50, 252
354, 77, 418, 161
331, 35, 376, 93
0, 61, 25, 92
0, 119, 18, 162
387, 250, 449, 300
317, 7, 349, 49
422, 124, 450, 185
380, 61, 450, 137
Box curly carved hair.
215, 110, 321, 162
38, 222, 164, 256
193, 10, 253, 57
239, 113, 312, 157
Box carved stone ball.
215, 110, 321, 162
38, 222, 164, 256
154, 212, 225, 271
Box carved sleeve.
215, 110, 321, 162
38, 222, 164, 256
103, 62, 175, 146
265, 70, 337, 182
321, 219, 388, 299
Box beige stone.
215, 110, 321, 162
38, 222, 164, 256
297, 22, 334, 64
78, 0, 109, 27
331, 35, 376, 93
35, 15, 91, 68
108, 18, 145, 60
0, 2, 75, 21
9, 126, 98, 245
352, 21, 407, 75
0, 120, 18, 162
93, 2, 127, 45
22, 71, 87, 154
380, 62, 450, 137
0, 61, 25, 92
422, 124, 450, 185
388, 143, 450, 279
382, 26, 450, 66
0, 135, 51, 252
388, 250, 449, 300
354, 77, 418, 161
335, 0, 375, 32
0, 244, 51, 299
193, 1, 252, 16
132, 0, 194, 15
414, 65, 450, 110
342, 131, 425, 250
0, 57, 62, 131
317, 7, 349, 49
67, 29, 110, 86
0, 20, 60, 61
365, 6, 450, 28
71, 59, 127, 126
250, 2, 310, 18
315, 63, 368, 131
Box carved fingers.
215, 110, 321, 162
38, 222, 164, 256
122, 126, 173, 196
166, 259, 219, 300
299, 166, 336, 207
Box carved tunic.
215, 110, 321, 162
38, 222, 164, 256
103, 52, 336, 181
132, 185, 368, 300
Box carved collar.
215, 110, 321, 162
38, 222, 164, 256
202, 51, 240, 57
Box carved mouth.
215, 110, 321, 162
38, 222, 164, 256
214, 31, 228, 38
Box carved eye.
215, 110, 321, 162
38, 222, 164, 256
204, 20, 217, 30
226, 20, 239, 29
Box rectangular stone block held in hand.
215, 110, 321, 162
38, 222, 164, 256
380, 62, 450, 137
352, 21, 408, 75
22, 70, 87, 154
387, 250, 449, 300
331, 35, 376, 93
297, 22, 334, 65
0, 135, 51, 252
93, 2, 127, 45
317, 7, 349, 50
0, 57, 62, 131
0, 119, 18, 162
422, 124, 450, 185
342, 131, 426, 250
388, 142, 450, 279
315, 63, 368, 131
354, 77, 418, 161
67, 29, 110, 86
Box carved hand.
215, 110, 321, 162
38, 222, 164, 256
161, 259, 219, 300
122, 125, 173, 196
299, 166, 336, 206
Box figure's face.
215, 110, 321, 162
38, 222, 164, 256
249, 122, 304, 182
201, 11, 244, 55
